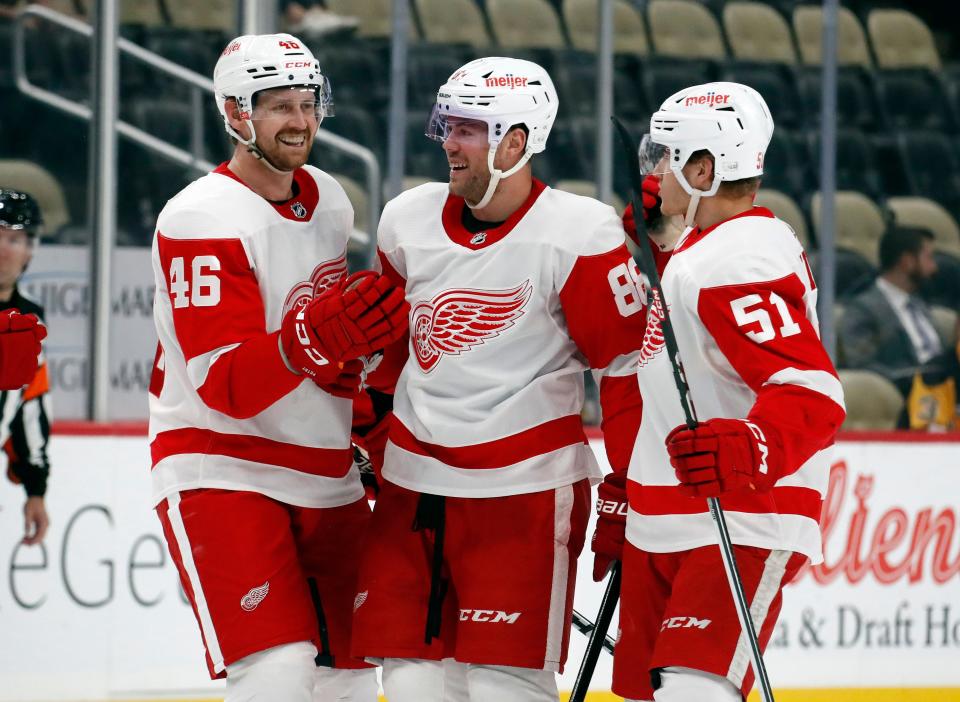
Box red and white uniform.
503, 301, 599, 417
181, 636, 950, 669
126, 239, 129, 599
374, 179, 644, 496
149, 162, 363, 509
627, 207, 845, 562
149, 162, 371, 678
613, 207, 845, 699
352, 180, 645, 672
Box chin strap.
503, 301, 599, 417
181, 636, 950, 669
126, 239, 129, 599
465, 146, 533, 210
684, 191, 701, 227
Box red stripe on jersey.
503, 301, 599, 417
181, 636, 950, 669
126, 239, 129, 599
441, 179, 547, 249
213, 162, 320, 221
390, 414, 587, 469
149, 342, 164, 398
157, 234, 265, 363
365, 250, 409, 393
196, 330, 302, 419
560, 244, 648, 370
698, 273, 844, 479
674, 206, 775, 254
627, 481, 823, 521
151, 427, 353, 477
599, 374, 643, 474
696, 272, 837, 396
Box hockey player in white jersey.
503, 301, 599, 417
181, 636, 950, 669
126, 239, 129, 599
148, 33, 407, 702
348, 57, 647, 701
602, 83, 846, 701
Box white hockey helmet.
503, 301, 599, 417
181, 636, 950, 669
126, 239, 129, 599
425, 56, 558, 209
426, 56, 558, 153
639, 81, 774, 198
213, 33, 332, 167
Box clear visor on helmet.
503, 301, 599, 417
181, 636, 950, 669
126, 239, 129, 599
425, 106, 490, 147
638, 134, 671, 176
249, 81, 334, 123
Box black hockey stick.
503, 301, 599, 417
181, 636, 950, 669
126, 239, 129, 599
571, 608, 616, 654
569, 562, 621, 702
611, 116, 776, 702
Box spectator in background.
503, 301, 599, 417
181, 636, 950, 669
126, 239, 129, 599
281, 0, 358, 38
840, 226, 959, 429
0, 189, 52, 546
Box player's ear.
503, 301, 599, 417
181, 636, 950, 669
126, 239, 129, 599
688, 154, 714, 190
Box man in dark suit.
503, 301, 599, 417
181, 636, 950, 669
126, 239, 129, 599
839, 227, 948, 396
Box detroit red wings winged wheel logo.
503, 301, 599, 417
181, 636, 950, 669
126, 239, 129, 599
412, 281, 533, 372
638, 289, 666, 367
282, 255, 347, 317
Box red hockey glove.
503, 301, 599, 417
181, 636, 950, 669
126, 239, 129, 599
280, 271, 408, 374
622, 175, 663, 246
279, 299, 364, 392
316, 358, 364, 398
591, 472, 628, 581
665, 418, 783, 498
0, 310, 46, 390
310, 270, 408, 362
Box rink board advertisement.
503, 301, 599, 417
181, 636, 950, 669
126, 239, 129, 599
0, 434, 957, 701
19, 245, 156, 421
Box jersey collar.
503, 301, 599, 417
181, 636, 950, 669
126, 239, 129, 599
213, 162, 320, 222
441, 178, 547, 250
674, 206, 775, 254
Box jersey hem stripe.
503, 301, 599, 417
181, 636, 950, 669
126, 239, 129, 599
390, 414, 587, 470
151, 427, 352, 477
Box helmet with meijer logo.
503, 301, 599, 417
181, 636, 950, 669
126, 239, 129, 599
425, 56, 559, 209
638, 81, 774, 224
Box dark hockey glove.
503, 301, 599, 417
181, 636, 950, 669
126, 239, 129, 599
666, 418, 784, 498
0, 310, 46, 390
590, 471, 628, 581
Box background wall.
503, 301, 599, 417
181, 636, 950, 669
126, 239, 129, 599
1, 434, 957, 700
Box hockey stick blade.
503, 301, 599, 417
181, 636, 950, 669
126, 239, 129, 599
571, 609, 615, 655
610, 115, 777, 702
570, 562, 621, 702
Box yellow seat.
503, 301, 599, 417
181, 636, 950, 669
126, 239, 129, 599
486, 0, 567, 49
121, 0, 165, 27
793, 5, 872, 68
868, 8, 941, 70
165, 0, 236, 32
562, 0, 649, 56
414, 0, 493, 47
930, 305, 958, 348
811, 191, 886, 266
723, 1, 798, 65
838, 369, 903, 431
647, 0, 726, 60
326, 0, 419, 40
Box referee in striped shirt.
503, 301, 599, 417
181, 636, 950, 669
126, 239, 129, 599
0, 189, 51, 546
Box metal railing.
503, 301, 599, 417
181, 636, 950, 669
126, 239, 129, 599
12, 3, 382, 248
